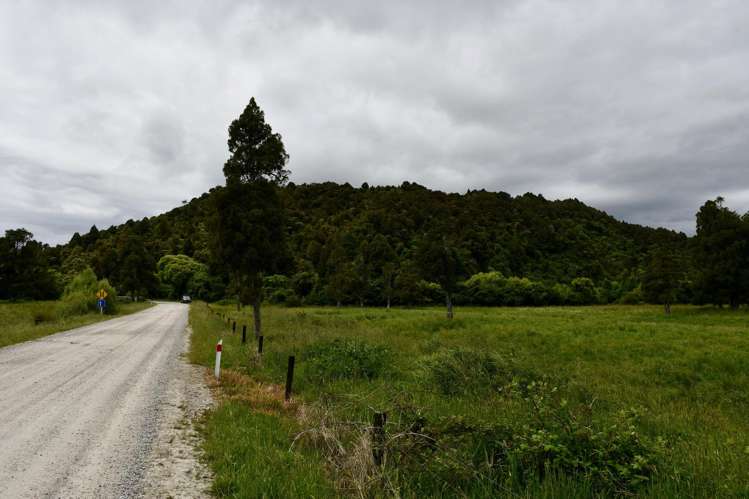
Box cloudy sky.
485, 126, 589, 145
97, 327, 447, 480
2, 1, 749, 244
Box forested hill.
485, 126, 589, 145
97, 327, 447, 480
48, 181, 688, 305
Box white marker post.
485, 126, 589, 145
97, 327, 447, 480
214, 340, 223, 380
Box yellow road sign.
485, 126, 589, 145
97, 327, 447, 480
96, 289, 108, 299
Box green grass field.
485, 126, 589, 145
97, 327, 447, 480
0, 300, 153, 349
190, 303, 749, 498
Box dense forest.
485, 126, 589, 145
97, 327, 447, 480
2, 180, 706, 307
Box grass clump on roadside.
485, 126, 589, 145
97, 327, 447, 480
200, 401, 335, 498
188, 303, 338, 497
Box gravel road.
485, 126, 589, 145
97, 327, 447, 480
0, 302, 211, 498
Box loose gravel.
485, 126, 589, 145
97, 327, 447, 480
0, 303, 212, 498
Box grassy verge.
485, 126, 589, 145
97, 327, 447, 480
190, 302, 749, 497
0, 300, 153, 349
189, 303, 336, 498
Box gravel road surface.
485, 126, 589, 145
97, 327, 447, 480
0, 302, 210, 498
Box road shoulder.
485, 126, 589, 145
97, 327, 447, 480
141, 325, 214, 498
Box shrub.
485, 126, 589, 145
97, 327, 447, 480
370, 383, 667, 496
418, 348, 537, 396
461, 271, 506, 305
32, 307, 57, 324
619, 286, 644, 305
61, 268, 118, 316
303, 339, 391, 383
571, 277, 598, 305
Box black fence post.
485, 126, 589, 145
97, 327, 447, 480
258, 335, 264, 354
232, 321, 236, 333
373, 411, 387, 466
285, 356, 295, 401
241, 325, 247, 344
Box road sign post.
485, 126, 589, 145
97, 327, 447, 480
97, 298, 106, 314
95, 289, 108, 315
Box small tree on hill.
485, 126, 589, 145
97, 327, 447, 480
642, 246, 684, 315
415, 233, 466, 319
210, 97, 290, 337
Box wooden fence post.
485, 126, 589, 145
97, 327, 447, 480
372, 412, 387, 466
285, 356, 295, 401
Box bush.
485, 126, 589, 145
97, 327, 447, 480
461, 271, 506, 305
571, 277, 599, 305
61, 268, 118, 316
303, 339, 391, 383
374, 382, 668, 496
32, 307, 57, 324
418, 348, 539, 396
619, 286, 644, 305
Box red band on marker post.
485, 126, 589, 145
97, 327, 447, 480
216, 343, 222, 352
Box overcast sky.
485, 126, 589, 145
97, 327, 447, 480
2, 1, 749, 244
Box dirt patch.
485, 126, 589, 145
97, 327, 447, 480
142, 326, 214, 498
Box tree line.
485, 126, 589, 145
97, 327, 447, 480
2, 99, 748, 321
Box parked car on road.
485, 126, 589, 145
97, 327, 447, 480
181, 295, 192, 303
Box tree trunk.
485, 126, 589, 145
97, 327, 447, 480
664, 302, 671, 315
446, 292, 453, 320
252, 296, 261, 339
337, 300, 341, 308
386, 295, 391, 310
360, 298, 364, 308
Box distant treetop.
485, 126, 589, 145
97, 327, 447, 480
223, 97, 290, 185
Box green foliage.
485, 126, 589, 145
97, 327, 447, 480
223, 97, 290, 185
0, 229, 59, 300
694, 198, 749, 308
199, 402, 334, 498
389, 392, 665, 496
642, 246, 685, 313
50, 182, 700, 308
116, 234, 157, 299
209, 181, 289, 308
61, 268, 118, 315
570, 277, 599, 305
193, 303, 749, 497
157, 254, 211, 299
619, 286, 644, 304
418, 348, 527, 396
303, 339, 391, 383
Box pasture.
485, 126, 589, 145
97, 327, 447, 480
0, 300, 153, 349
190, 303, 749, 497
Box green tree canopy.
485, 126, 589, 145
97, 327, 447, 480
642, 246, 685, 314
156, 254, 210, 299
0, 229, 58, 300
223, 97, 289, 185
414, 233, 467, 319
694, 198, 749, 308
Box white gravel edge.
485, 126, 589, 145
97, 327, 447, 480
141, 325, 214, 498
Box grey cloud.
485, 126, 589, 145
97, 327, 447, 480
2, 0, 749, 244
